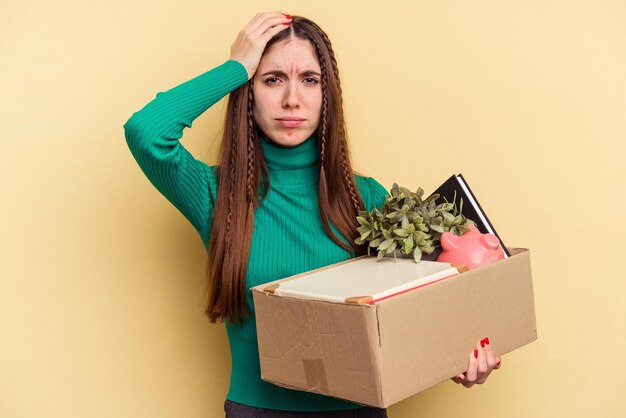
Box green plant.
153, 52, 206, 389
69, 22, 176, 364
355, 183, 476, 262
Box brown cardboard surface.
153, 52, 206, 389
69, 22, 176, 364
376, 249, 536, 405
251, 248, 536, 408
253, 293, 383, 405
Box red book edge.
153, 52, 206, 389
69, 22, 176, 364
367, 272, 461, 304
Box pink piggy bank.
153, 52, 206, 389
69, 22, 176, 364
437, 224, 505, 270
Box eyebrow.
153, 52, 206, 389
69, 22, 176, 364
260, 70, 322, 77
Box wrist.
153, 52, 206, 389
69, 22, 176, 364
229, 58, 252, 80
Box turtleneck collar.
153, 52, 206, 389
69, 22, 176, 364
260, 132, 320, 187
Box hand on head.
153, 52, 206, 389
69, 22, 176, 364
230, 12, 293, 79
451, 337, 502, 388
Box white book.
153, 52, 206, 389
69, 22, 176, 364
268, 257, 462, 305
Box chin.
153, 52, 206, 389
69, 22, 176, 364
270, 131, 311, 147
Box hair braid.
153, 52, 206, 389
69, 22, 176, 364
310, 33, 362, 216
319, 30, 344, 103
318, 28, 351, 190
316, 28, 349, 164
225, 95, 239, 254
317, 52, 329, 167
246, 85, 256, 204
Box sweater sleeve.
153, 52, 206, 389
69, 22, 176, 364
355, 175, 389, 212
366, 176, 389, 210
123, 60, 249, 239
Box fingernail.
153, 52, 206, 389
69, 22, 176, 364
283, 23, 290, 26
474, 349, 478, 358
485, 337, 490, 345
480, 339, 485, 348
284, 14, 293, 19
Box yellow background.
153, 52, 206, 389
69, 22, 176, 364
2, 1, 625, 417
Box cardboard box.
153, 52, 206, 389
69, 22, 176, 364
251, 248, 536, 408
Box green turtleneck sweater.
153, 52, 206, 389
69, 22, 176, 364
124, 60, 389, 411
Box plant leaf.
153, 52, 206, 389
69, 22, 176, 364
357, 225, 371, 235
356, 216, 370, 227
404, 235, 414, 254
457, 225, 471, 234
443, 211, 456, 223
391, 183, 400, 198
379, 239, 393, 251
430, 224, 444, 233
393, 228, 409, 238
413, 247, 422, 263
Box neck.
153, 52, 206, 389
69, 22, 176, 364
260, 132, 320, 187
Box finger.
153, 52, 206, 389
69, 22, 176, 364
484, 337, 497, 370
451, 372, 465, 384
494, 356, 502, 370
464, 347, 478, 387
476, 339, 490, 384
250, 13, 292, 38
258, 20, 291, 42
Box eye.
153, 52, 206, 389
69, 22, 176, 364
264, 77, 281, 86
303, 77, 319, 85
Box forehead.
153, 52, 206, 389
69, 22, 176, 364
258, 38, 321, 72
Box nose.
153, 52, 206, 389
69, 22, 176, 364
282, 82, 300, 108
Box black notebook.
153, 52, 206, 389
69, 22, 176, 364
426, 174, 510, 259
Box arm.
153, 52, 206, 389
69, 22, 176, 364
123, 60, 248, 238
124, 12, 292, 241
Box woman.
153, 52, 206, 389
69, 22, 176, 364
124, 12, 500, 417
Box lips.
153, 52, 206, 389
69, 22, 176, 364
276, 117, 305, 128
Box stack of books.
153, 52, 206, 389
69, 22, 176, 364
263, 257, 465, 305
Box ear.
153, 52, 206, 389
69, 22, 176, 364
440, 232, 459, 250
481, 233, 501, 251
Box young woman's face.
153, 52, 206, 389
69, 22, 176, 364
252, 38, 322, 147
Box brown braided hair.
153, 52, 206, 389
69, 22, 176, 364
206, 16, 367, 324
